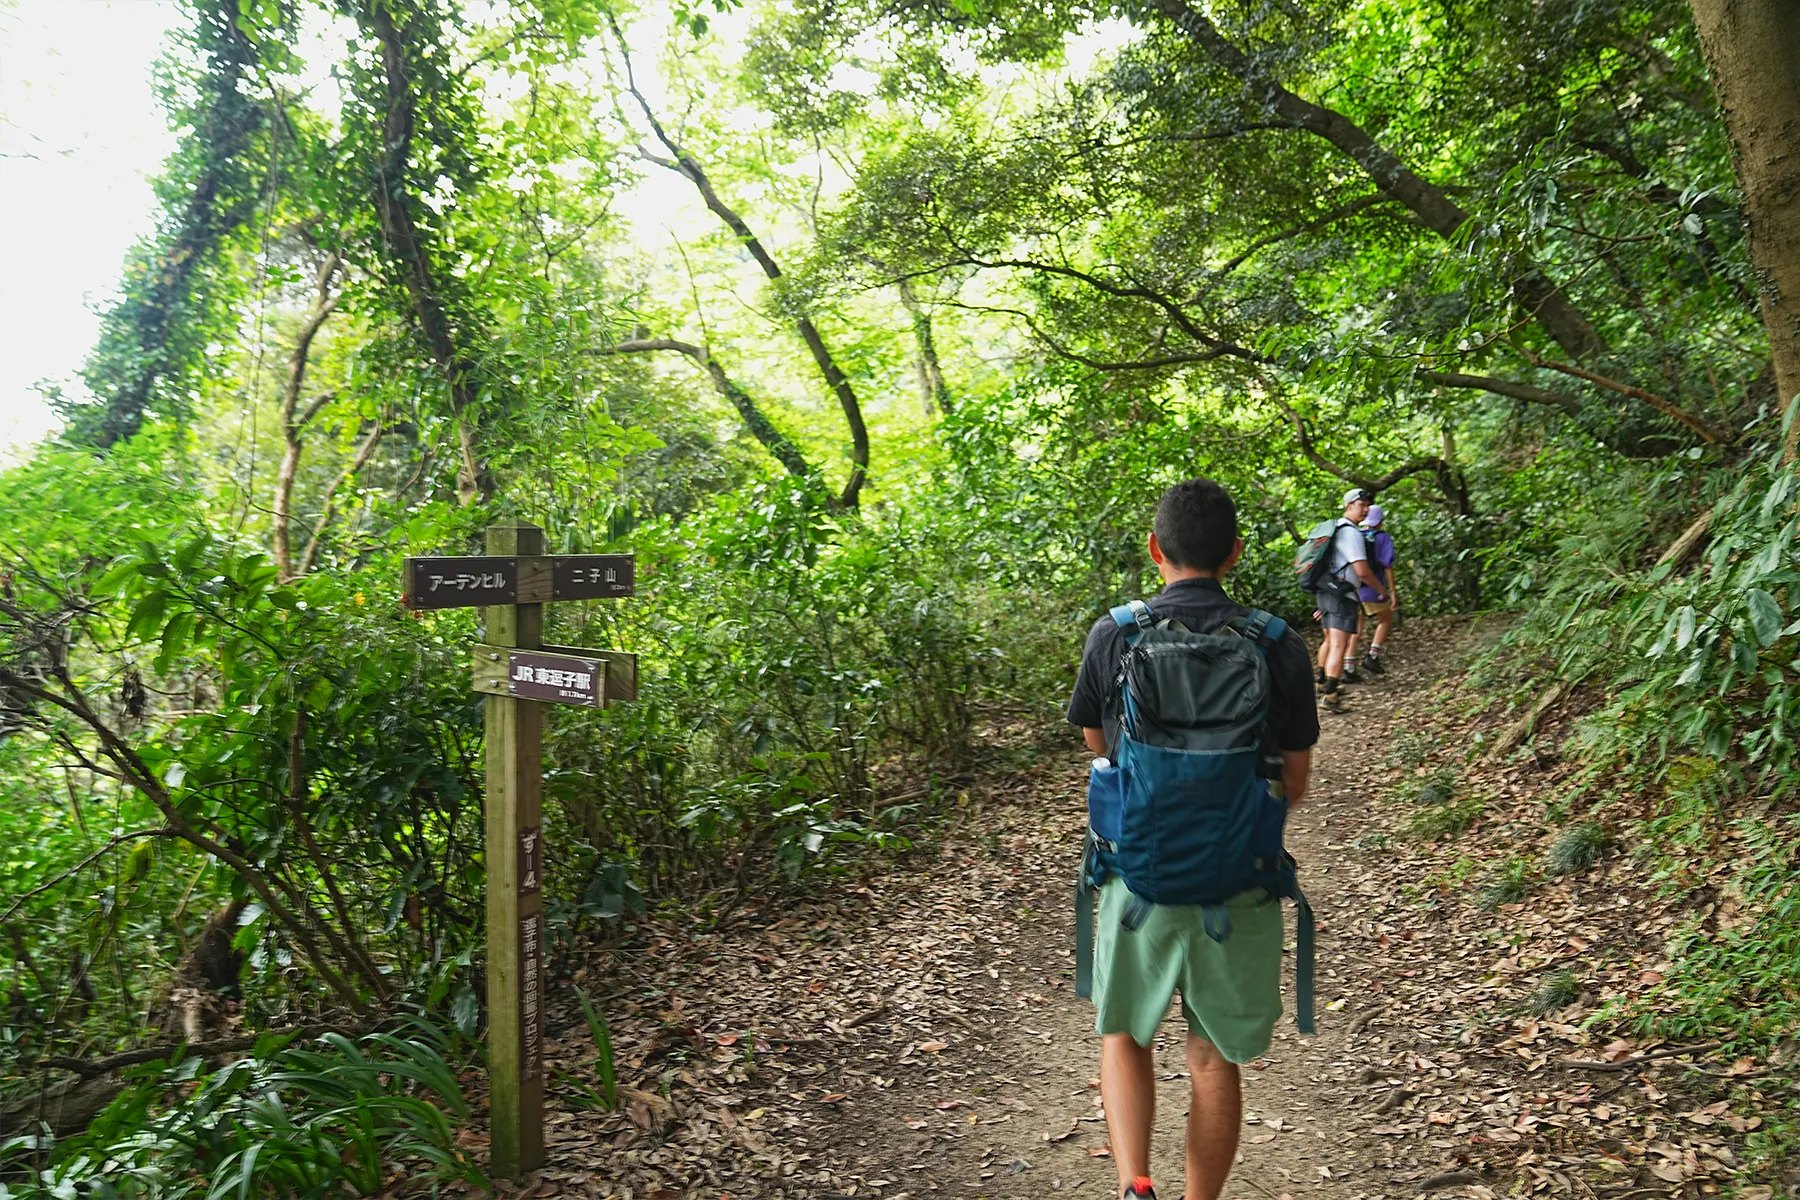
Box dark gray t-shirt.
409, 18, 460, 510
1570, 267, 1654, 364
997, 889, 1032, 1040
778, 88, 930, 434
1066, 577, 1320, 760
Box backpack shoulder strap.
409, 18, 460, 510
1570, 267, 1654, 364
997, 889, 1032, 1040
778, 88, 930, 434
1108, 599, 1155, 644
1229, 608, 1289, 654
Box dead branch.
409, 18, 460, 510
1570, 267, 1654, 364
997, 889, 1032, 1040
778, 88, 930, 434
41, 1020, 369, 1078
1485, 681, 1572, 761
1654, 507, 1714, 569
1560, 1040, 1722, 1072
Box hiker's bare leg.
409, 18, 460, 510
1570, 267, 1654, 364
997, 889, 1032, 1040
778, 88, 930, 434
1372, 607, 1394, 650
1345, 611, 1363, 663
1101, 1032, 1156, 1190
1183, 1035, 1242, 1200
1322, 628, 1349, 677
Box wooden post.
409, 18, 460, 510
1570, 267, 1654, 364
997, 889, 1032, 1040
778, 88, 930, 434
483, 520, 544, 1178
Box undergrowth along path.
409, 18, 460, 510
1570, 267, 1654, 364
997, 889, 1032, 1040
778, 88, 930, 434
505, 617, 1771, 1200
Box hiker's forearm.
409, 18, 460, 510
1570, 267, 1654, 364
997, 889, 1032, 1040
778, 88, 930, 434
1353, 561, 1383, 591
1281, 749, 1311, 805
1083, 726, 1106, 755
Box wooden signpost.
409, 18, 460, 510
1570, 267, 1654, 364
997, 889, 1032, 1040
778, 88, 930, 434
401, 521, 637, 1179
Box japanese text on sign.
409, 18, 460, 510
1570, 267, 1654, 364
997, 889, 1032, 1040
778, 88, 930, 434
551, 555, 635, 600
403, 556, 520, 609
502, 650, 604, 707
519, 827, 541, 896
520, 913, 542, 1080
512, 662, 592, 692
430, 570, 508, 593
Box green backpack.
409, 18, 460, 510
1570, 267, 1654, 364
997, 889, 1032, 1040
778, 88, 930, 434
1291, 520, 1342, 593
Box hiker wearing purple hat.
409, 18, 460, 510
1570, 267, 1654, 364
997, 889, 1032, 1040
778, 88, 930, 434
1309, 488, 1388, 712
1345, 504, 1397, 680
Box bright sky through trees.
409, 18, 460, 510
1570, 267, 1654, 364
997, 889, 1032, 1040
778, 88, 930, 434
0, 0, 180, 454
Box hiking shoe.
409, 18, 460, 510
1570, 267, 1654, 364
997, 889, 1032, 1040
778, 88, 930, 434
1123, 1178, 1157, 1200
1366, 654, 1386, 675
1323, 690, 1345, 713
1342, 666, 1362, 684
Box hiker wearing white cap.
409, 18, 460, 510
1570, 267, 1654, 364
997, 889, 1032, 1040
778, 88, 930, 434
1311, 488, 1387, 712
1345, 504, 1397, 679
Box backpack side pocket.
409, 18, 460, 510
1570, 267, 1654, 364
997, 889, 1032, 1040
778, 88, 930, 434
1087, 757, 1127, 846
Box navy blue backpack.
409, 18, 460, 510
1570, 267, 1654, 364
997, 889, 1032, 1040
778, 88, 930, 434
1074, 599, 1315, 1034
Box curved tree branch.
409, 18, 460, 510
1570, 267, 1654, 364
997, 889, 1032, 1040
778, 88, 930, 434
1416, 369, 1584, 416
1209, 193, 1393, 279
593, 339, 820, 484
1520, 352, 1733, 444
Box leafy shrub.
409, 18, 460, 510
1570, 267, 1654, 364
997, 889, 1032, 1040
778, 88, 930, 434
1478, 855, 1539, 910
1405, 767, 1459, 807
4, 1022, 483, 1198
1408, 796, 1485, 841
1546, 822, 1610, 876
1387, 733, 1433, 770
1528, 969, 1583, 1016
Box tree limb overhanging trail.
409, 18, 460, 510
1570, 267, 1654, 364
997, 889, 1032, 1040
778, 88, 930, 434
1138, 0, 1606, 365
273, 254, 342, 582
591, 339, 820, 483
363, 0, 488, 507
611, 24, 869, 508
1139, 0, 1736, 450
1521, 353, 1733, 445
1416, 369, 1585, 417
1262, 383, 1455, 495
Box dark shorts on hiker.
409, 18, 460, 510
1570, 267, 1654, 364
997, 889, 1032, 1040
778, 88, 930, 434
1090, 880, 1284, 1063
1316, 587, 1360, 632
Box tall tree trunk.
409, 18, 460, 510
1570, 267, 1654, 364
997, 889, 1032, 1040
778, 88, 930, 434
294, 419, 384, 578
1689, 0, 1800, 457
273, 256, 341, 582
71, 0, 265, 448
897, 280, 952, 416
364, 1, 488, 505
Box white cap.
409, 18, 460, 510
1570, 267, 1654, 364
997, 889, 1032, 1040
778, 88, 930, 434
1342, 487, 1372, 507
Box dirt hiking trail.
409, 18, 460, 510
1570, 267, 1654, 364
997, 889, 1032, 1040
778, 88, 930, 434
505, 617, 1764, 1200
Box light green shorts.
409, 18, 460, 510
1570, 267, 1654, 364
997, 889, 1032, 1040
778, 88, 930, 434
1091, 880, 1284, 1063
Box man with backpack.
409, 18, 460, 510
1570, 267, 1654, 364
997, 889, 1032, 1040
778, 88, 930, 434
1067, 478, 1319, 1200
1296, 488, 1388, 712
